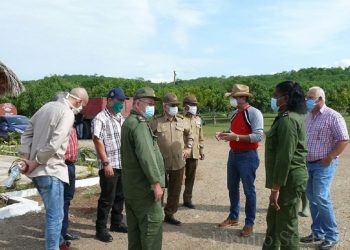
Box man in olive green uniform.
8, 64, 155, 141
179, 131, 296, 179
263, 82, 308, 250
150, 93, 193, 225
182, 95, 205, 209
121, 87, 165, 250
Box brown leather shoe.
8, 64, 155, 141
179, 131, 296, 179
218, 218, 239, 228
240, 226, 253, 237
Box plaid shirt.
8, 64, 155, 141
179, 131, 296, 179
305, 105, 349, 161
92, 108, 124, 169
65, 127, 78, 162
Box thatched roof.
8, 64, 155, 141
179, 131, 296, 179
0, 61, 25, 97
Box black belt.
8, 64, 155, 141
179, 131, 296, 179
231, 149, 256, 153
65, 160, 75, 165
307, 159, 321, 164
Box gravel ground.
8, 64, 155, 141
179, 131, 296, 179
0, 137, 349, 250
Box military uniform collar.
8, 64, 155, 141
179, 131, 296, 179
164, 113, 177, 121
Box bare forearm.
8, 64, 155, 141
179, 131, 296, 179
328, 140, 349, 159
93, 137, 108, 161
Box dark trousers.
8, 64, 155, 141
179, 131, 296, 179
96, 169, 124, 232
125, 198, 163, 250
183, 158, 198, 203
262, 184, 304, 250
61, 162, 76, 237
164, 168, 184, 217
227, 150, 259, 226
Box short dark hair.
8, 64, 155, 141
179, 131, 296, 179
276, 81, 307, 114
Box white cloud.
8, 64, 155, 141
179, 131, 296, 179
336, 59, 350, 68
252, 0, 350, 52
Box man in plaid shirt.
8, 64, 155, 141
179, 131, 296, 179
301, 87, 349, 250
93, 87, 128, 243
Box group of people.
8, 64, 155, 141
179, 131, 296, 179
216, 82, 348, 250
16, 81, 348, 250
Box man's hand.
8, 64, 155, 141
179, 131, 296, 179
183, 148, 192, 159
19, 159, 39, 175
269, 190, 280, 211
151, 182, 163, 202
219, 132, 237, 141
319, 156, 333, 167
104, 165, 114, 177
200, 153, 205, 160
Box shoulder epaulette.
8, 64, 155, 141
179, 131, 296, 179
281, 111, 289, 117
136, 115, 146, 122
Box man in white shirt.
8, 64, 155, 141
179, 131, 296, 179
93, 87, 129, 242
19, 88, 89, 250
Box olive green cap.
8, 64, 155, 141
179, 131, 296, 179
183, 95, 198, 105
134, 87, 160, 100
163, 93, 180, 104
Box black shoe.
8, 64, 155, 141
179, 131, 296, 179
318, 240, 338, 250
95, 230, 113, 242
110, 223, 128, 233
64, 233, 80, 241
183, 201, 196, 209
300, 234, 323, 243
164, 216, 181, 226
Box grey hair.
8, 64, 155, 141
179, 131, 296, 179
309, 86, 326, 102
52, 91, 68, 101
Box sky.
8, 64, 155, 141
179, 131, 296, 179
1, 0, 350, 82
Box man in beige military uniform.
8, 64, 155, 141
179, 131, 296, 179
150, 93, 193, 225
182, 95, 204, 209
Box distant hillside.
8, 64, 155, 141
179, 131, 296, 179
1, 67, 349, 116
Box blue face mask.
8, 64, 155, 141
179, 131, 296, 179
270, 98, 279, 112
144, 105, 155, 119
306, 99, 317, 112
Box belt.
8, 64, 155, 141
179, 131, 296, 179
307, 159, 321, 164
65, 160, 75, 165
231, 149, 256, 153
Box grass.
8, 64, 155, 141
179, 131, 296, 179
202, 114, 350, 137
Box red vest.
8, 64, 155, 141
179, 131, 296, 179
230, 106, 259, 151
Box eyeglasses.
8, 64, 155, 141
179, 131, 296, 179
167, 104, 178, 107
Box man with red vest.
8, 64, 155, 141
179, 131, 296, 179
216, 84, 263, 237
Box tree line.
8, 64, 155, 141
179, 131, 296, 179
1, 67, 350, 117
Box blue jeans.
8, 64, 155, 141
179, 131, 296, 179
33, 176, 64, 250
306, 159, 338, 242
61, 163, 76, 237
227, 150, 259, 226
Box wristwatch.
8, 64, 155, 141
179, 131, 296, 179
102, 161, 110, 167
235, 135, 240, 142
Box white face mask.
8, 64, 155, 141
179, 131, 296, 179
188, 105, 197, 115
168, 106, 178, 116
72, 105, 83, 115
230, 97, 238, 107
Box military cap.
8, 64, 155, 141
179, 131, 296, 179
163, 93, 180, 104
183, 95, 198, 104
134, 87, 160, 100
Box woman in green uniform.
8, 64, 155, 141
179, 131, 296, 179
263, 81, 308, 250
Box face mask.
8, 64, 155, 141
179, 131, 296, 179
270, 98, 279, 112
112, 102, 124, 113
144, 105, 155, 119
168, 106, 178, 116
306, 99, 317, 112
188, 105, 197, 115
230, 97, 238, 108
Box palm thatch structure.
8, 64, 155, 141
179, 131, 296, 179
0, 61, 25, 97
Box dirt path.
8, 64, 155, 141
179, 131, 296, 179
0, 137, 349, 250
